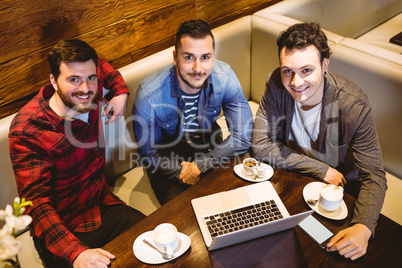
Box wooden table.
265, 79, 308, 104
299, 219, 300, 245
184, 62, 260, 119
104, 155, 402, 267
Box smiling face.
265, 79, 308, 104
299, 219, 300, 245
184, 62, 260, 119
280, 45, 329, 109
173, 35, 214, 94
49, 60, 98, 116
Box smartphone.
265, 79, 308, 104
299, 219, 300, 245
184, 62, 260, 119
298, 215, 334, 248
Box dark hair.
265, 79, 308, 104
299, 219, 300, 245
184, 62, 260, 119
277, 22, 331, 63
47, 39, 98, 81
175, 20, 215, 50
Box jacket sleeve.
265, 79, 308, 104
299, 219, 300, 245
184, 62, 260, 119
132, 83, 181, 179
348, 100, 386, 236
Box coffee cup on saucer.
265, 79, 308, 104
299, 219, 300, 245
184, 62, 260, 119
154, 223, 179, 258
242, 158, 259, 176
318, 185, 344, 212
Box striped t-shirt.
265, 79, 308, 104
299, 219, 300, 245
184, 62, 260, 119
181, 91, 200, 133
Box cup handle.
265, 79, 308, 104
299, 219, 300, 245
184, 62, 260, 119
165, 246, 173, 257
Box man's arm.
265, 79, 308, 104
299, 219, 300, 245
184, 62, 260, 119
132, 84, 182, 180
97, 58, 130, 124
347, 101, 386, 235
326, 223, 372, 260
193, 68, 253, 173
323, 167, 347, 187
9, 133, 88, 265
179, 161, 202, 185
73, 249, 115, 268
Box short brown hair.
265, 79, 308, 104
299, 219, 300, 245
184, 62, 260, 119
277, 22, 331, 63
47, 39, 98, 81
175, 20, 215, 51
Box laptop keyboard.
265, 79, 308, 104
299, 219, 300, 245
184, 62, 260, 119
204, 200, 284, 238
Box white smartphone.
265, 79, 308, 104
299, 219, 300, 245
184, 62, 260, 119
298, 215, 334, 248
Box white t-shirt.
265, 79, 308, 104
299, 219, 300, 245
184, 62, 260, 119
288, 101, 322, 156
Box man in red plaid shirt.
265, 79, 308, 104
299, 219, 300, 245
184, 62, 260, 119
9, 39, 145, 267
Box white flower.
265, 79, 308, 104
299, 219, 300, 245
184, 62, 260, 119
0, 205, 13, 221
0, 224, 12, 238
0, 235, 21, 261
0, 204, 32, 234
5, 215, 32, 233
0, 197, 32, 262
13, 198, 20, 206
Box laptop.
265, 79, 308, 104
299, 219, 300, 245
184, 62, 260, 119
191, 181, 313, 250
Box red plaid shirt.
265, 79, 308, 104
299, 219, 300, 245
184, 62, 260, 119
8, 58, 129, 265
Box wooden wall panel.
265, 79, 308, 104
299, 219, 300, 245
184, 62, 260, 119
0, 0, 124, 63
198, 0, 265, 21
198, 0, 282, 27
0, 49, 49, 118
0, 0, 281, 119
82, 1, 196, 61
124, 0, 186, 18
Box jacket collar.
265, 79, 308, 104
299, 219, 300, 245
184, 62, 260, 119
316, 72, 339, 152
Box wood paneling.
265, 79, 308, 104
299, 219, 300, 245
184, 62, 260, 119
0, 0, 281, 119
198, 0, 267, 21
124, 0, 185, 18
0, 0, 124, 62
0, 49, 49, 117
81, 1, 196, 61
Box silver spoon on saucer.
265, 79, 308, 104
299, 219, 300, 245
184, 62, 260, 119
307, 199, 318, 206
143, 239, 173, 260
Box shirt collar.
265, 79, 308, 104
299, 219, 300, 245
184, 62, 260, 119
39, 84, 65, 129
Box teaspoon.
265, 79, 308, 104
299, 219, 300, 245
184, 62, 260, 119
143, 239, 173, 260
307, 198, 318, 206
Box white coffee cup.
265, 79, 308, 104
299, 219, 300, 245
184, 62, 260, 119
242, 158, 259, 176
154, 223, 179, 258
319, 185, 344, 212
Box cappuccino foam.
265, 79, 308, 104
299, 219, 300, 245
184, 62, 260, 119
155, 228, 176, 244
321, 185, 343, 201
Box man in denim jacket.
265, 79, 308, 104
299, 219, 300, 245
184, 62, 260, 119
133, 20, 252, 205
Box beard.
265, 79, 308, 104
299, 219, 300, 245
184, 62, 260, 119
56, 88, 96, 115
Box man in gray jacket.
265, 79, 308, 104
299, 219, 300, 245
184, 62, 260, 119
252, 22, 386, 260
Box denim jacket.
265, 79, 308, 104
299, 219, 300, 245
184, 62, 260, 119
132, 60, 252, 176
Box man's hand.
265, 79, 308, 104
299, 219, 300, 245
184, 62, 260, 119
73, 248, 115, 268
326, 223, 372, 260
103, 93, 128, 124
323, 167, 346, 187
180, 161, 202, 185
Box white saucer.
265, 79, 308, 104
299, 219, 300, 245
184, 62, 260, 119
234, 163, 274, 182
303, 182, 348, 220
133, 231, 191, 264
